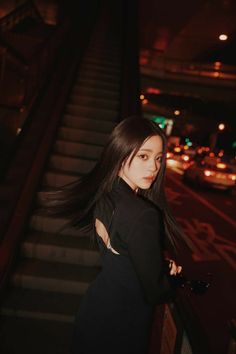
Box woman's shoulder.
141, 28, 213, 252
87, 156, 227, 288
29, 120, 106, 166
106, 178, 163, 231
111, 192, 163, 243
115, 189, 162, 222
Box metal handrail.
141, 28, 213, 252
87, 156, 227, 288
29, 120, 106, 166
140, 48, 236, 82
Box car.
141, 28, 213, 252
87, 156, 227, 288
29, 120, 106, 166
166, 145, 195, 171
183, 156, 236, 191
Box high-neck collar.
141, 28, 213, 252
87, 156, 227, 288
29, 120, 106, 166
113, 176, 135, 194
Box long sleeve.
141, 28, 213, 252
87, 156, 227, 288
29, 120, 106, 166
126, 208, 172, 305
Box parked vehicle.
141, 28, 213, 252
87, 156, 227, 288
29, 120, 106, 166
183, 156, 236, 191
166, 145, 195, 171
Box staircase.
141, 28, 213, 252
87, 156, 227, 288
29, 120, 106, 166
0, 7, 122, 354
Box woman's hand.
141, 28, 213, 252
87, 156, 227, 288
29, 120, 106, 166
168, 259, 182, 276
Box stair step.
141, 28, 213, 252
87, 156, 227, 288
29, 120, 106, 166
85, 52, 120, 62
76, 77, 120, 91
12, 258, 100, 294
80, 64, 120, 76
30, 213, 80, 235
84, 57, 120, 69
66, 104, 118, 121
70, 94, 119, 110
42, 170, 79, 187
22, 231, 101, 266
49, 154, 96, 174
1, 287, 81, 323
62, 115, 116, 133
58, 126, 110, 145
54, 140, 103, 160
78, 70, 120, 83
88, 39, 121, 47
72, 85, 119, 100
86, 47, 120, 57
0, 316, 73, 354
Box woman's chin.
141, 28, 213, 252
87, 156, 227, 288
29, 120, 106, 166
138, 181, 153, 190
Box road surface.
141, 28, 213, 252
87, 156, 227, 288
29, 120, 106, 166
164, 168, 236, 354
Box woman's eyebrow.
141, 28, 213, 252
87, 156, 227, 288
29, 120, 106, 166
139, 148, 163, 154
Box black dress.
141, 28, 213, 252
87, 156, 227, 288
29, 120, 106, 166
71, 178, 171, 354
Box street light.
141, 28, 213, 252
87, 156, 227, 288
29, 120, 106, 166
219, 34, 228, 41
210, 123, 226, 151
218, 123, 225, 131
174, 110, 180, 116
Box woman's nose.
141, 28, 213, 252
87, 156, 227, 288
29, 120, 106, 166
149, 159, 158, 171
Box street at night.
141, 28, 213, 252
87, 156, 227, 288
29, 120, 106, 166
165, 167, 236, 354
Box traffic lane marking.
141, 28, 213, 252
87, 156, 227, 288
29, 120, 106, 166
165, 176, 236, 271
165, 171, 236, 354
167, 166, 235, 219
166, 172, 236, 229
175, 216, 236, 271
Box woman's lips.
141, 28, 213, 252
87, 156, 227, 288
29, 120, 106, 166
143, 176, 154, 182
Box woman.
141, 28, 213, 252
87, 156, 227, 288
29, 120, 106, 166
45, 116, 182, 354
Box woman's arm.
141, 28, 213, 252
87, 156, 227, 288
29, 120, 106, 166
127, 207, 180, 305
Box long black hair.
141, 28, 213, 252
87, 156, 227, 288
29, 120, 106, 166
42, 116, 183, 248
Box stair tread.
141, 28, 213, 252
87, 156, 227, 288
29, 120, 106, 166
49, 154, 97, 174
59, 125, 110, 135
24, 230, 98, 251
1, 287, 81, 317
30, 213, 82, 235
50, 152, 98, 162
65, 109, 117, 122
0, 316, 73, 354
44, 168, 82, 178
42, 170, 81, 187
62, 115, 116, 132
86, 47, 120, 55
52, 144, 101, 162
55, 135, 105, 147
84, 58, 120, 68
66, 103, 118, 114
51, 147, 100, 160
76, 77, 120, 89
22, 230, 101, 266
72, 86, 119, 99
79, 69, 120, 78
78, 72, 120, 82
80, 63, 120, 74
14, 258, 100, 282
70, 93, 119, 105
58, 126, 110, 145
54, 139, 105, 149
85, 54, 120, 62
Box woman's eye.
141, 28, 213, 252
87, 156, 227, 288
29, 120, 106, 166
138, 154, 148, 160
156, 156, 162, 162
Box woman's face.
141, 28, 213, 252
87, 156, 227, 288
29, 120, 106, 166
119, 135, 163, 191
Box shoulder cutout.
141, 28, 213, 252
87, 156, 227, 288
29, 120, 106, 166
95, 218, 119, 255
